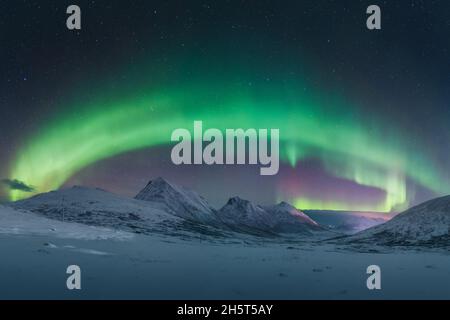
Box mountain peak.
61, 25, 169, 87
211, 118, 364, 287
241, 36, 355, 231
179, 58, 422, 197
145, 177, 172, 188
150, 177, 170, 184
135, 177, 217, 223
70, 185, 93, 191
136, 177, 177, 201
227, 196, 250, 205
264, 202, 320, 227
224, 197, 261, 212
69, 185, 107, 193
276, 201, 295, 209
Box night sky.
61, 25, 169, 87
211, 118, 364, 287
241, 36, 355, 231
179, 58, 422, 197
1, 0, 450, 212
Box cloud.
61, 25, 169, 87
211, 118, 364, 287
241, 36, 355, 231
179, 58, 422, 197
1, 179, 35, 192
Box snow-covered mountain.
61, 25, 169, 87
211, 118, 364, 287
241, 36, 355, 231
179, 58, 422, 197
10, 185, 225, 238
134, 178, 325, 235
345, 195, 450, 247
217, 197, 274, 235
8, 177, 327, 238
263, 202, 322, 233
134, 177, 218, 224
217, 197, 324, 235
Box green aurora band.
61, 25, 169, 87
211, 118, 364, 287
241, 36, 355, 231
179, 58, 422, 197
8, 72, 449, 212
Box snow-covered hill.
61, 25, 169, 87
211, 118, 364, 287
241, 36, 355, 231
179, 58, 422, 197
217, 197, 324, 235
0, 205, 131, 240
10, 186, 225, 238
344, 195, 450, 247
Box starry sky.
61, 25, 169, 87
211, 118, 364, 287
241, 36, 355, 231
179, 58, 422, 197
1, 0, 449, 212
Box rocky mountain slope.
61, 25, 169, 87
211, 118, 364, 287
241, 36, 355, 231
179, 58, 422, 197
344, 195, 450, 247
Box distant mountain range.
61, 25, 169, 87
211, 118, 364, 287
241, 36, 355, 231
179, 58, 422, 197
304, 210, 389, 234
10, 177, 328, 238
6, 177, 450, 247
218, 197, 322, 235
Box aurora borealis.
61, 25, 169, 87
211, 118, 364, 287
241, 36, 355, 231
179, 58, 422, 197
7, 77, 446, 212
1, 0, 450, 213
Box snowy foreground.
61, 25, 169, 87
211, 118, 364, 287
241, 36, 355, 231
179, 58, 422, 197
1, 179, 449, 300
0, 205, 449, 300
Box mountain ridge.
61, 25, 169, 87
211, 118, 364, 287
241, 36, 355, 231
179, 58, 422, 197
9, 177, 327, 237
343, 195, 450, 247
